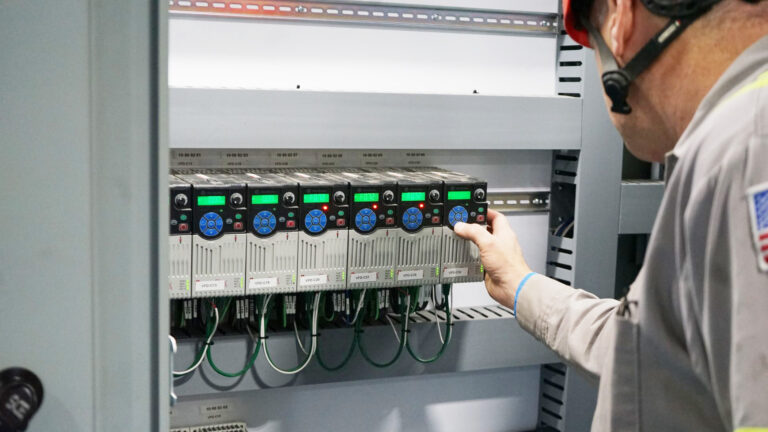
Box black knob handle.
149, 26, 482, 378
473, 188, 486, 201
230, 193, 243, 207
429, 189, 440, 202
283, 192, 296, 205
0, 368, 43, 432
383, 190, 394, 203
333, 191, 346, 205
173, 193, 188, 208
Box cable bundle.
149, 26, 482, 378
171, 285, 453, 378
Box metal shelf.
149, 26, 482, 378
170, 88, 582, 150
619, 180, 664, 234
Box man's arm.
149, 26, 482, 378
455, 211, 619, 378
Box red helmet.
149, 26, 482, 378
563, 0, 726, 48
563, 0, 592, 48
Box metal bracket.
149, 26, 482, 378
169, 0, 559, 36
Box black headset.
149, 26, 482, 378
585, 0, 761, 114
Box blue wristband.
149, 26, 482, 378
513, 272, 537, 317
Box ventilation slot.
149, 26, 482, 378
553, 152, 579, 185
350, 235, 396, 269
557, 28, 585, 97
547, 235, 575, 284
443, 234, 471, 265
538, 363, 567, 431
396, 232, 440, 266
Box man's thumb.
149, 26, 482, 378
454, 222, 491, 246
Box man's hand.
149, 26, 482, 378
454, 209, 532, 309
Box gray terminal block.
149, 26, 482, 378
169, 175, 193, 299
389, 169, 444, 286
174, 172, 247, 298
281, 171, 349, 292
325, 170, 399, 289
236, 172, 299, 295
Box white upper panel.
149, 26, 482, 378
169, 0, 558, 96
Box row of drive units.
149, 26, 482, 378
168, 167, 488, 299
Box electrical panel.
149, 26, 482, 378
239, 172, 300, 295
169, 167, 487, 297
173, 173, 247, 298
169, 175, 193, 299
429, 169, 488, 283
390, 168, 445, 286
271, 170, 351, 292
343, 170, 399, 289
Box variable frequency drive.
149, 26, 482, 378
168, 168, 488, 297
173, 173, 248, 298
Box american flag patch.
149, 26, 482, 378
747, 182, 768, 272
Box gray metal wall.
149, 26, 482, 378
0, 1, 167, 430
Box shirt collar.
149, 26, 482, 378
665, 34, 768, 179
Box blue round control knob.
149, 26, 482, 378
355, 208, 376, 232
253, 210, 277, 236
448, 206, 469, 227
304, 209, 327, 233
199, 212, 223, 237
402, 207, 424, 231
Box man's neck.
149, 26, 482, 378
650, 17, 768, 142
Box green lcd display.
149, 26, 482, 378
447, 190, 471, 201
401, 192, 426, 202
354, 192, 379, 203
197, 195, 226, 206
303, 193, 330, 204
252, 194, 279, 205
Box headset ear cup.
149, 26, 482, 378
602, 71, 633, 114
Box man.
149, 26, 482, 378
455, 0, 768, 430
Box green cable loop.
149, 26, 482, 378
405, 285, 453, 364
315, 328, 357, 372
203, 296, 260, 377
282, 297, 288, 328
368, 290, 380, 321
356, 293, 407, 368
320, 292, 336, 322
206, 338, 261, 377
173, 298, 227, 377
262, 293, 318, 373
409, 286, 420, 312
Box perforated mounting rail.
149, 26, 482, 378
168, 0, 558, 36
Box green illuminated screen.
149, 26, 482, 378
303, 193, 330, 204
354, 192, 379, 203
252, 194, 279, 205
401, 192, 426, 202
447, 191, 471, 201
197, 195, 226, 206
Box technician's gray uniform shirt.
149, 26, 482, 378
516, 36, 768, 431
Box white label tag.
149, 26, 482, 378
199, 402, 232, 421
349, 272, 377, 283
195, 279, 225, 292
444, 267, 469, 277
398, 270, 424, 281
249, 277, 278, 289
300, 274, 328, 286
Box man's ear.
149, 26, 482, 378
610, 0, 635, 62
